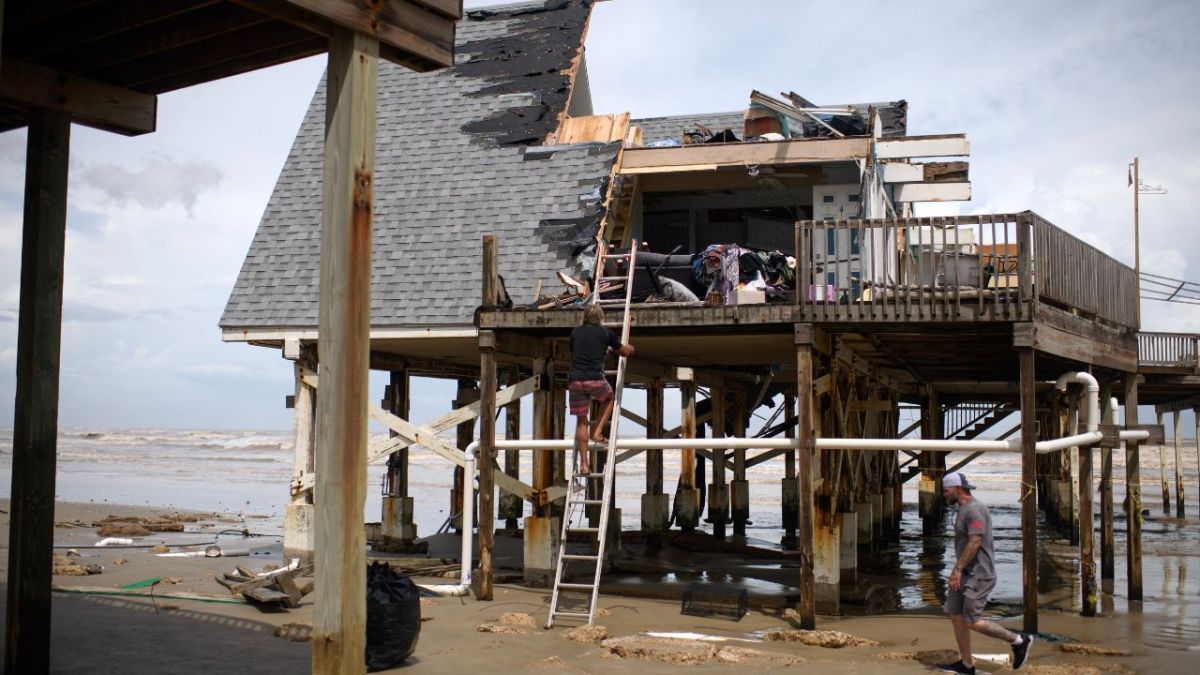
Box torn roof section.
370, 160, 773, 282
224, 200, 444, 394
635, 100, 908, 146
220, 0, 611, 333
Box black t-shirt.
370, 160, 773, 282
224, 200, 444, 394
568, 325, 621, 382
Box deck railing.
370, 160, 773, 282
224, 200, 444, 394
1138, 332, 1200, 370
793, 211, 1138, 328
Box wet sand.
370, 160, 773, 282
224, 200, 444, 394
6, 500, 1197, 673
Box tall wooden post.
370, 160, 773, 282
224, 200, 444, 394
533, 346, 554, 514
731, 389, 749, 538
642, 378, 668, 533
1019, 347, 1038, 633
677, 370, 700, 531
1194, 407, 1199, 515
920, 388, 943, 535
782, 387, 799, 549
1100, 383, 1115, 592
709, 383, 728, 540
1124, 375, 1143, 603
313, 27, 377, 675
1156, 410, 1170, 514
381, 366, 413, 544
1173, 407, 1185, 518
500, 369, 523, 531
1080, 414, 1096, 616
452, 379, 478, 532
285, 348, 317, 560
5, 108, 70, 675
478, 234, 498, 600
479, 332, 497, 599
796, 326, 816, 630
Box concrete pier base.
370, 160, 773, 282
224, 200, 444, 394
641, 493, 670, 533
839, 512, 857, 586
523, 515, 560, 587
381, 495, 417, 541
814, 515, 841, 615
283, 502, 314, 562
707, 482, 729, 539
675, 487, 701, 531
731, 479, 749, 537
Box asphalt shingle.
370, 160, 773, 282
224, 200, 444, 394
220, 0, 614, 331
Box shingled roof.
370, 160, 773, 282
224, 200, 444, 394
220, 0, 614, 332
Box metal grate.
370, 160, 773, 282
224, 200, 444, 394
680, 583, 748, 621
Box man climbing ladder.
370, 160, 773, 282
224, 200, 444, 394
567, 303, 634, 475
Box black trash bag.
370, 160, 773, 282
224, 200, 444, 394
365, 562, 421, 671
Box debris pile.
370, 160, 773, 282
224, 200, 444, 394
215, 560, 313, 608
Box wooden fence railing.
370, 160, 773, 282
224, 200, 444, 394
793, 211, 1138, 329
1030, 212, 1138, 329
1138, 332, 1200, 370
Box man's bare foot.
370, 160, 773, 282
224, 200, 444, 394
590, 436, 608, 445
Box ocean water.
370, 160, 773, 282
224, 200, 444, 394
1, 427, 1197, 626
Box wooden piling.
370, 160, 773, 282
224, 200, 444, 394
285, 347, 317, 560
1157, 410, 1170, 515
500, 369, 523, 530
5, 108, 70, 675
677, 371, 700, 531
312, 28, 376, 674
453, 379, 478, 532
796, 326, 816, 630
646, 379, 665, 495
782, 388, 799, 548
1080, 423, 1096, 616
532, 345, 554, 516
1173, 407, 1185, 518
1019, 347, 1038, 633
479, 330, 497, 600
1125, 375, 1143, 603
710, 383, 728, 540
1099, 383, 1115, 592
731, 389, 749, 538
478, 234, 498, 600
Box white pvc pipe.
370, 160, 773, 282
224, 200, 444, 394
421, 452, 474, 597
1055, 371, 1100, 432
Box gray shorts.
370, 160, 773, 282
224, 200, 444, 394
945, 574, 995, 624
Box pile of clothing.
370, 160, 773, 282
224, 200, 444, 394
692, 244, 795, 304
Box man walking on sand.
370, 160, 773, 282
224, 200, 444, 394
568, 304, 634, 476
939, 472, 1034, 674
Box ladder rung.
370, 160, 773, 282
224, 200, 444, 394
575, 499, 604, 505
599, 275, 626, 281
551, 610, 593, 618
596, 299, 626, 305
602, 253, 631, 259
602, 322, 622, 328
561, 554, 599, 561
604, 369, 619, 375
557, 582, 595, 590
568, 527, 600, 534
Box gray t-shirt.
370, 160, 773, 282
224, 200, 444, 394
953, 497, 995, 579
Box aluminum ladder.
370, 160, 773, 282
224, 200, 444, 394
545, 241, 637, 628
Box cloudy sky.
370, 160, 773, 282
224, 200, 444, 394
0, 0, 1197, 430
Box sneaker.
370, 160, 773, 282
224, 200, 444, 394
1011, 632, 1034, 670
936, 661, 975, 674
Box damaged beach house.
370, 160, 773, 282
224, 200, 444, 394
221, 0, 1197, 630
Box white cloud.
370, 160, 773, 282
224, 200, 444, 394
0, 347, 14, 367
76, 154, 223, 216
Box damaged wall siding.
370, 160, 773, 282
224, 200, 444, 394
220, 0, 614, 330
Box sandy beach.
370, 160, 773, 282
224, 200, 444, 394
5, 497, 1196, 674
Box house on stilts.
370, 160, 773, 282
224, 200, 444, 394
221, 0, 1200, 629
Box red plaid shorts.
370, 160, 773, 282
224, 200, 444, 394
567, 379, 612, 416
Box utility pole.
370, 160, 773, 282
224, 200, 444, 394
1132, 157, 1140, 328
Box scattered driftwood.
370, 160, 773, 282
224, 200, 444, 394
218, 562, 314, 608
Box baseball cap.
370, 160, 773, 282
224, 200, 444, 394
943, 472, 976, 490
